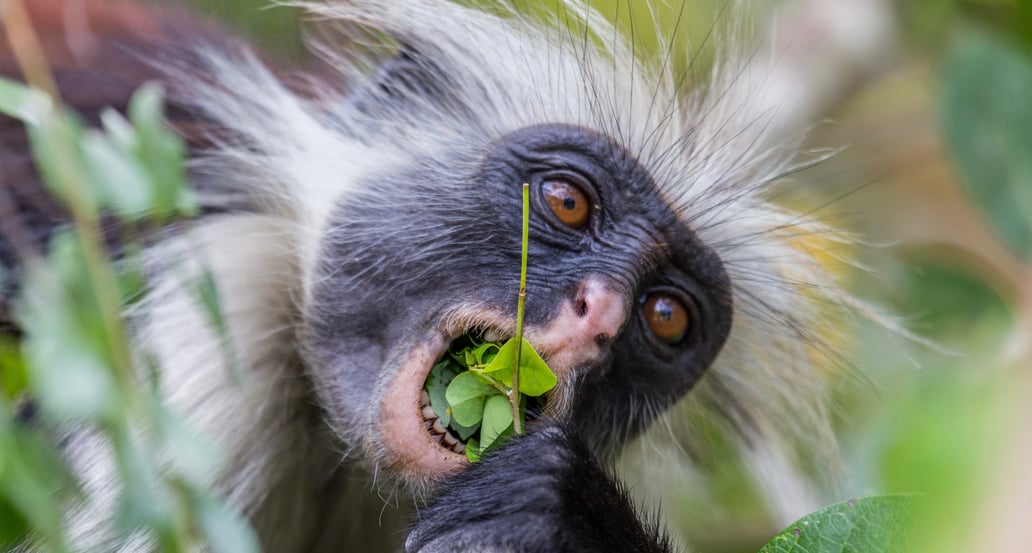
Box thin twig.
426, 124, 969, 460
511, 183, 530, 435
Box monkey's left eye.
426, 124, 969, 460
641, 293, 690, 345
542, 180, 590, 229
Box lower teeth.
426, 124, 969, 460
420, 394, 466, 454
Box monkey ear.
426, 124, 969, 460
348, 44, 457, 117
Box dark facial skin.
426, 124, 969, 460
304, 123, 732, 474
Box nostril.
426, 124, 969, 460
575, 297, 588, 317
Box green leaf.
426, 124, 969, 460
117, 246, 148, 306
0, 494, 29, 549
447, 345, 469, 368
448, 417, 479, 441
757, 495, 916, 553
465, 438, 481, 463
0, 422, 74, 547
26, 110, 93, 214
514, 338, 556, 397
425, 360, 458, 426
472, 342, 500, 366
17, 233, 119, 421
81, 130, 154, 217
479, 394, 513, 453
940, 30, 1032, 260
0, 338, 28, 400
127, 84, 193, 218
193, 268, 241, 381
190, 489, 260, 553
0, 78, 51, 125
479, 340, 514, 385
99, 106, 137, 150
444, 371, 497, 427
195, 269, 227, 336
481, 338, 556, 397
113, 433, 171, 533
151, 401, 221, 483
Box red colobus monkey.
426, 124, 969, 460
0, 0, 871, 551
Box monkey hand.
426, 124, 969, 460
405, 420, 673, 553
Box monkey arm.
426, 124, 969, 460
406, 421, 673, 553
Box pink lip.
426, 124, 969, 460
378, 333, 467, 479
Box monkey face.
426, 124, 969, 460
302, 123, 732, 487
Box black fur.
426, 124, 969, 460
406, 421, 674, 553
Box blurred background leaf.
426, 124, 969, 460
940, 29, 1032, 261
758, 496, 915, 553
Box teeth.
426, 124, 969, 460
421, 385, 468, 453
483, 329, 503, 342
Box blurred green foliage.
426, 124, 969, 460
174, 0, 306, 61
901, 0, 1032, 51
0, 80, 257, 552
941, 29, 1032, 261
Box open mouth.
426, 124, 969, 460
378, 322, 553, 479
419, 329, 548, 457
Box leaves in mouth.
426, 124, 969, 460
480, 338, 556, 397
445, 371, 495, 427
425, 360, 457, 428
427, 334, 556, 461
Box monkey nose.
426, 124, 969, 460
526, 276, 628, 374
572, 277, 626, 345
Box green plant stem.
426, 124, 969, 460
0, 0, 60, 100
470, 369, 510, 397
511, 183, 530, 435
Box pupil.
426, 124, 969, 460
659, 307, 672, 321
563, 197, 576, 210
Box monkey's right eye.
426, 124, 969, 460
641, 293, 690, 345
542, 180, 590, 229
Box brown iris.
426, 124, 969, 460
642, 294, 690, 344
542, 180, 589, 229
